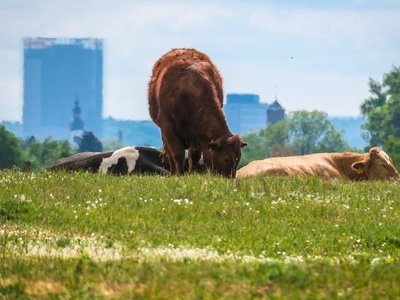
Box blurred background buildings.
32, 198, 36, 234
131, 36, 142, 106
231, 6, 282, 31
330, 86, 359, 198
0, 36, 363, 149
23, 37, 103, 140
224, 94, 284, 135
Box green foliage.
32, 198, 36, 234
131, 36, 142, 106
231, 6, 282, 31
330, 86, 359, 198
361, 65, 400, 167
0, 124, 24, 169
0, 121, 23, 138
241, 111, 350, 166
289, 111, 349, 155
240, 132, 268, 167
78, 131, 103, 152
101, 138, 124, 151
1, 172, 400, 298
21, 136, 75, 170
330, 116, 366, 149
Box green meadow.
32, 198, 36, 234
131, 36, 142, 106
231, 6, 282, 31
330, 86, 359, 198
1, 170, 400, 299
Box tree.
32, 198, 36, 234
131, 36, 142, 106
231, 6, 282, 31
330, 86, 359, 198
361, 65, 400, 166
240, 132, 268, 167
21, 136, 76, 170
0, 124, 23, 169
289, 111, 349, 155
263, 120, 291, 156
240, 110, 350, 167
21, 136, 42, 170
40, 138, 75, 167
79, 131, 103, 152
102, 138, 124, 151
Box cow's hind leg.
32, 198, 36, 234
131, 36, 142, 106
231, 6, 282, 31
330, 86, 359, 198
160, 136, 175, 173
164, 144, 176, 174
162, 128, 185, 175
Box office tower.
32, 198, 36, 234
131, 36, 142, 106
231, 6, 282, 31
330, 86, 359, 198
224, 94, 285, 134
224, 94, 268, 134
23, 37, 103, 140
267, 100, 285, 125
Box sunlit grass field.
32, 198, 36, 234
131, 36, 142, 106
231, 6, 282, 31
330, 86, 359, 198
1, 170, 400, 298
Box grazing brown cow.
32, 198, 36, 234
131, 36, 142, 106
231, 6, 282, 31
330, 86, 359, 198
148, 48, 246, 177
236, 147, 400, 181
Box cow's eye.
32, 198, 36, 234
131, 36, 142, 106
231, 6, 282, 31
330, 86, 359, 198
380, 164, 388, 169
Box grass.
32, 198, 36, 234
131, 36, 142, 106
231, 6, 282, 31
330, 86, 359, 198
1, 170, 400, 298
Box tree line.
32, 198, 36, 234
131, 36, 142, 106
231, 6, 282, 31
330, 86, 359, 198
0, 129, 103, 170
240, 65, 400, 168
240, 110, 352, 167
360, 65, 400, 167
1, 65, 399, 170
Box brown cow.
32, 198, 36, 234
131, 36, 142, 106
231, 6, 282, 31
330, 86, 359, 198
236, 147, 400, 181
149, 48, 223, 173
148, 48, 246, 177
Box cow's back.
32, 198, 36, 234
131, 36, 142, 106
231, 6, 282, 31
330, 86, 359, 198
48, 151, 113, 172
148, 48, 223, 125
237, 154, 342, 179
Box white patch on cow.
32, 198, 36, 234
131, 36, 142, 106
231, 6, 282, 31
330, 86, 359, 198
98, 147, 139, 174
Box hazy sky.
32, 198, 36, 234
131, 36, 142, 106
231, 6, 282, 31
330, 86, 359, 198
1, 0, 399, 121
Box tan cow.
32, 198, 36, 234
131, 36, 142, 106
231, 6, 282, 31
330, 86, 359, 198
236, 147, 400, 181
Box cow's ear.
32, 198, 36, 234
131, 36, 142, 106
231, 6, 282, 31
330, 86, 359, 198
369, 147, 380, 159
352, 161, 365, 174
208, 139, 222, 151
229, 135, 247, 148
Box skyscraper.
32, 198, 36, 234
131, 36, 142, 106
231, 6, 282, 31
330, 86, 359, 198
224, 94, 285, 135
23, 37, 103, 140
224, 94, 268, 134
267, 100, 285, 125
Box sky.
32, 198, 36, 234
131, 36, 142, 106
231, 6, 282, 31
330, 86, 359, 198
0, 0, 399, 121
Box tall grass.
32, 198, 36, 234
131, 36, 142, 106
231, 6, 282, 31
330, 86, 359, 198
1, 170, 400, 298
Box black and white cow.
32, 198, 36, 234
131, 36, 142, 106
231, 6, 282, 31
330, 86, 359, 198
48, 146, 170, 175
48, 146, 207, 175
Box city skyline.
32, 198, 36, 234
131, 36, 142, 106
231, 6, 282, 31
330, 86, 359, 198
1, 0, 400, 121
23, 37, 103, 140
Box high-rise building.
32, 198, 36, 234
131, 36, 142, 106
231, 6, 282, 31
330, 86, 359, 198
224, 93, 285, 135
23, 37, 103, 140
224, 94, 268, 134
267, 100, 285, 125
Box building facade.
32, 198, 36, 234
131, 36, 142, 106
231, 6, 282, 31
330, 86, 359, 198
267, 100, 285, 125
23, 37, 103, 140
224, 94, 267, 134
224, 93, 285, 135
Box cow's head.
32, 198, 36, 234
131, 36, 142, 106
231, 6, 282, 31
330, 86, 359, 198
208, 135, 247, 178
351, 147, 400, 180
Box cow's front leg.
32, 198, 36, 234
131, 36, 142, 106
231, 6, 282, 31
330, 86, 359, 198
188, 146, 202, 172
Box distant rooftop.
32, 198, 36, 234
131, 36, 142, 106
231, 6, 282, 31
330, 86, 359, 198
24, 37, 103, 50
226, 93, 261, 105
267, 100, 284, 111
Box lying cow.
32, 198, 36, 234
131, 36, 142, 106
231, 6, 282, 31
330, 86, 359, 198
236, 147, 400, 181
48, 146, 207, 175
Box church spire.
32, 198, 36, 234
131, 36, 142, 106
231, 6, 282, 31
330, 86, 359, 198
70, 95, 84, 131
70, 94, 84, 147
